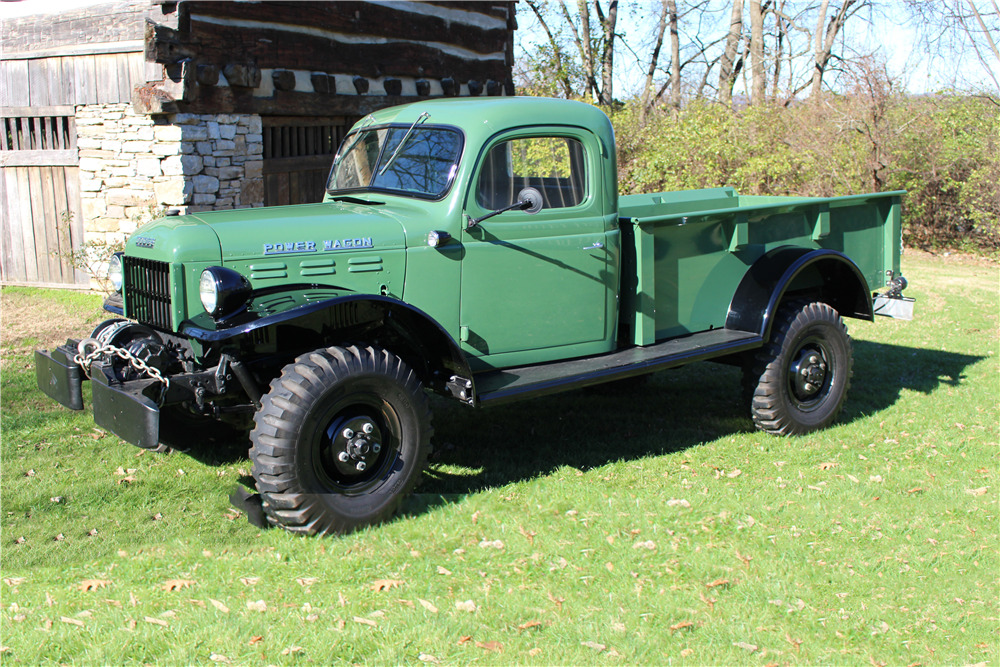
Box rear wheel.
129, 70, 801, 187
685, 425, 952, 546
250, 345, 431, 535
746, 301, 853, 435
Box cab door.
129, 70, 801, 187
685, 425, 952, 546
459, 129, 615, 367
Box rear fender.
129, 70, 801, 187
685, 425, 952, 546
727, 247, 873, 340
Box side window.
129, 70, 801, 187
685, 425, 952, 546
476, 136, 587, 211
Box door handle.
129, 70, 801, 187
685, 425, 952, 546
582, 242, 604, 250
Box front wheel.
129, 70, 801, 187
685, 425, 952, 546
250, 345, 432, 535
746, 301, 853, 435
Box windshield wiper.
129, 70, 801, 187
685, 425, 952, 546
378, 112, 430, 177
331, 196, 384, 206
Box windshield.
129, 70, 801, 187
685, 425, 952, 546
327, 125, 463, 199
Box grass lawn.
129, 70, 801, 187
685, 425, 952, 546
1, 252, 997, 664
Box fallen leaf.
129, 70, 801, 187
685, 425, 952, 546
296, 577, 318, 587
209, 653, 231, 663
209, 599, 230, 613
457, 635, 472, 645
396, 599, 415, 608
581, 641, 606, 652
476, 641, 503, 653
471, 511, 481, 524
478, 539, 504, 549
529, 648, 543, 657
117, 476, 137, 485
60, 616, 84, 627
161, 579, 194, 592
455, 600, 477, 613
54, 533, 65, 542
188, 599, 206, 608
680, 648, 694, 657
50, 496, 64, 503
966, 487, 988, 497
726, 469, 742, 478
144, 616, 168, 627
818, 462, 838, 470
246, 600, 267, 612
436, 566, 452, 576
353, 616, 377, 627
240, 577, 260, 586
248, 636, 263, 645
418, 598, 439, 614
77, 579, 110, 592
870, 475, 883, 483
152, 513, 163, 521
518, 525, 537, 544
734, 641, 758, 652
418, 653, 441, 663
87, 529, 99, 537
3, 578, 25, 587
547, 592, 565, 609
518, 620, 543, 631
633, 540, 657, 550
669, 620, 694, 632
667, 498, 691, 508
706, 578, 730, 589
281, 646, 303, 656
370, 579, 404, 592
306, 614, 319, 622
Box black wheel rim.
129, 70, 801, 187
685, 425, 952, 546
311, 392, 402, 495
786, 335, 833, 412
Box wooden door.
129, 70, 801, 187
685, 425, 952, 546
1, 106, 86, 287
262, 116, 358, 207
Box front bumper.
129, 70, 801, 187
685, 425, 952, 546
35, 342, 162, 450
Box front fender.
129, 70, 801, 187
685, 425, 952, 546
181, 292, 474, 399
727, 247, 873, 340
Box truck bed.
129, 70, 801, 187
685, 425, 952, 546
617, 187, 904, 345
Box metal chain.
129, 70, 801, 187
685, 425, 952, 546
74, 338, 171, 388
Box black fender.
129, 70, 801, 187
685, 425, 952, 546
180, 294, 474, 399
726, 246, 873, 340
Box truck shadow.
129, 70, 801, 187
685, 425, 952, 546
406, 341, 984, 513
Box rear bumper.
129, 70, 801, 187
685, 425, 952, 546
34, 344, 161, 449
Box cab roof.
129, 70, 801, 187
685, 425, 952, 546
360, 96, 614, 146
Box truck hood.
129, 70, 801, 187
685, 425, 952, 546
126, 200, 407, 263
185, 201, 406, 259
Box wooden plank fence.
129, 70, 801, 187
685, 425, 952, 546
262, 116, 356, 206
1, 105, 86, 286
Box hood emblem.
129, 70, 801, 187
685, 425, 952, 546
133, 236, 156, 249
264, 238, 374, 255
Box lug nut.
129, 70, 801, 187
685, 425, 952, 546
801, 367, 809, 376
803, 382, 816, 392
809, 355, 819, 365
372, 443, 381, 454
342, 428, 354, 439
362, 422, 375, 434
819, 362, 827, 371
338, 452, 350, 462
356, 461, 367, 472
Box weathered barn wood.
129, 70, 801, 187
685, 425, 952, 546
138, 1, 515, 116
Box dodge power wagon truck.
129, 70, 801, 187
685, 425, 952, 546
36, 98, 912, 536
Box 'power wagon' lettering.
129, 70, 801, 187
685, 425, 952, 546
263, 238, 374, 255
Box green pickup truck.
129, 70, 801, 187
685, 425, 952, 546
36, 97, 912, 535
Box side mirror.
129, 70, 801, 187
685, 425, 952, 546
517, 187, 543, 214
466, 186, 545, 229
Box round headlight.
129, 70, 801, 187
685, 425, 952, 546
108, 253, 124, 292
199, 267, 252, 320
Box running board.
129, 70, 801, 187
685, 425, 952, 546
475, 328, 762, 406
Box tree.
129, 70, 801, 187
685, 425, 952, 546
810, 0, 861, 98
718, 0, 744, 105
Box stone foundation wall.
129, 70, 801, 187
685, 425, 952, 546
76, 103, 264, 261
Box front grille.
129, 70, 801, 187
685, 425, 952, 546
123, 257, 172, 330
